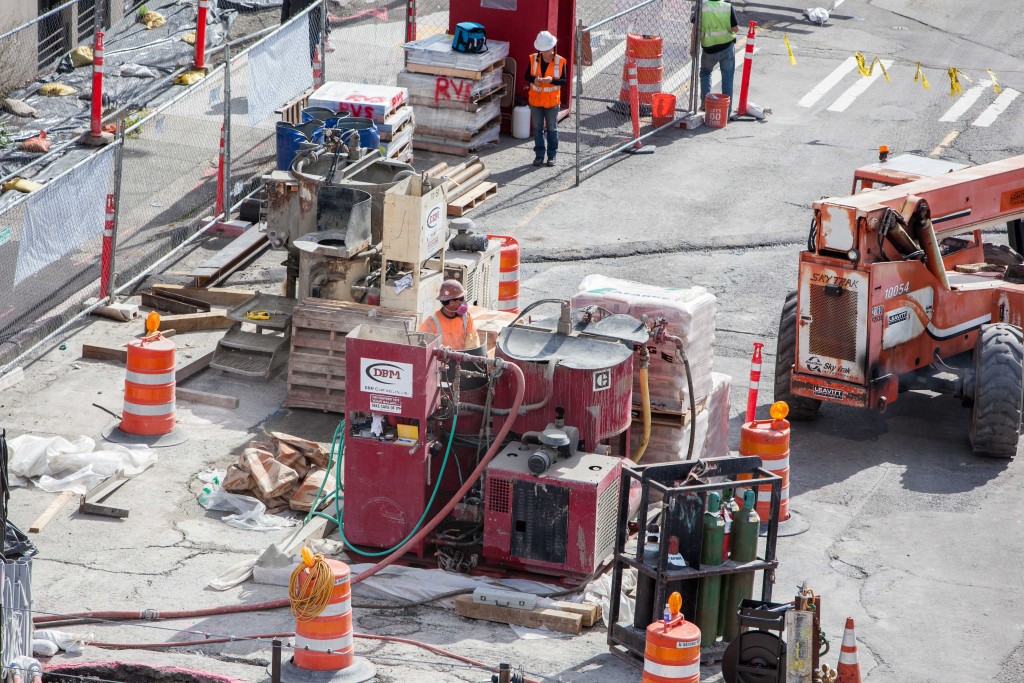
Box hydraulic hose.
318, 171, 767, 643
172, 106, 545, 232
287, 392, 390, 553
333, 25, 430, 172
34, 355, 527, 627
631, 347, 652, 463
660, 332, 697, 460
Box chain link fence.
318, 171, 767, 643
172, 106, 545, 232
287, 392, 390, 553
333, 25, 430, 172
573, 0, 698, 178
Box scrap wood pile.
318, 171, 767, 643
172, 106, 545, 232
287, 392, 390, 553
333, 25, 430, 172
424, 155, 498, 217
222, 432, 336, 514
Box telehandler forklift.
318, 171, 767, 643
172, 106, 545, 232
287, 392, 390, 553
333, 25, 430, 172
775, 154, 1024, 458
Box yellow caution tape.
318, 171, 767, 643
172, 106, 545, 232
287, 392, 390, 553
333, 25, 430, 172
854, 53, 889, 82
914, 62, 930, 89
875, 57, 890, 83
783, 35, 796, 66
947, 67, 971, 97
987, 70, 1002, 94
855, 52, 869, 77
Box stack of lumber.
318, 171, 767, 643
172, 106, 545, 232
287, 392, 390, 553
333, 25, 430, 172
400, 34, 509, 156
307, 81, 413, 160
285, 298, 419, 413
454, 594, 602, 635
223, 432, 335, 514
424, 155, 498, 217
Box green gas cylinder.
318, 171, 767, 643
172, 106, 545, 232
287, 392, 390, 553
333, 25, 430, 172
722, 489, 760, 642
716, 488, 739, 637
696, 492, 725, 647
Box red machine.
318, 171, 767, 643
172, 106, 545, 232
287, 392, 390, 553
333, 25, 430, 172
343, 324, 445, 556
447, 0, 577, 119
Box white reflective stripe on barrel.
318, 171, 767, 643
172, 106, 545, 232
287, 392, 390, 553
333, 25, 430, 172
499, 270, 518, 281
496, 300, 519, 310
643, 659, 700, 678
635, 57, 663, 68
125, 370, 176, 385
762, 456, 789, 471
123, 400, 175, 416
295, 632, 353, 653
756, 485, 789, 501
839, 649, 857, 664
320, 597, 351, 618
621, 81, 663, 92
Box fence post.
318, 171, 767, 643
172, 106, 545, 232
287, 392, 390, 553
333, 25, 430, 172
320, 0, 328, 87
222, 41, 233, 216
105, 122, 126, 302
405, 0, 417, 43
194, 0, 209, 70
574, 20, 583, 187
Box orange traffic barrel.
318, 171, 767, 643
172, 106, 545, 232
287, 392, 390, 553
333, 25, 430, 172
294, 559, 355, 672
120, 335, 176, 436
619, 34, 663, 107
643, 615, 701, 683
736, 417, 790, 522
488, 234, 520, 313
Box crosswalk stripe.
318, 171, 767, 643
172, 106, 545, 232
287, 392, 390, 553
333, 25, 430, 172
799, 56, 858, 108
938, 81, 991, 122
971, 88, 1020, 127
826, 60, 893, 112
582, 39, 626, 85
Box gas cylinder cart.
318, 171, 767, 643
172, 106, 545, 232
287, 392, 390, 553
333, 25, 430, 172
607, 455, 783, 667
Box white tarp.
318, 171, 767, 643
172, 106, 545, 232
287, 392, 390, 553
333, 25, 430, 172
8, 434, 157, 494
248, 13, 314, 126
14, 148, 114, 285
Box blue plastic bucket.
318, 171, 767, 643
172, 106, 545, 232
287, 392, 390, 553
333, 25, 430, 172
275, 120, 325, 170
333, 117, 380, 151
301, 107, 351, 129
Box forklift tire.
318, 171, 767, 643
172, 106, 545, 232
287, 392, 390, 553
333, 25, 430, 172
774, 291, 821, 420
984, 243, 1024, 266
969, 323, 1024, 458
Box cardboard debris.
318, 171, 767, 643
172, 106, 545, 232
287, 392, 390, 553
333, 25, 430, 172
223, 433, 335, 513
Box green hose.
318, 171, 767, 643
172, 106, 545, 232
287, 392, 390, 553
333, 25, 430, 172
306, 413, 459, 557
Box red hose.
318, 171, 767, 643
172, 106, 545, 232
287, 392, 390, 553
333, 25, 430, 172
85, 632, 540, 683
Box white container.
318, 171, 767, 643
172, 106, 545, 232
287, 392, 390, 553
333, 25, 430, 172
512, 105, 531, 139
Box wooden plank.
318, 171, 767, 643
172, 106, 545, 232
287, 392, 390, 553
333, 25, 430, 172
404, 58, 505, 80
551, 601, 602, 627
29, 491, 75, 533
287, 372, 346, 391
176, 351, 215, 383
152, 312, 232, 334
176, 387, 239, 409
152, 285, 256, 308
83, 343, 128, 362
188, 227, 269, 287
141, 293, 206, 315
454, 595, 582, 634
408, 85, 505, 112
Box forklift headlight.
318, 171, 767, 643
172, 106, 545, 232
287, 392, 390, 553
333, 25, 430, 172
847, 248, 859, 262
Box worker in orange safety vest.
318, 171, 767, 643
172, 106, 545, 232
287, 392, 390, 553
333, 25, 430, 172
419, 279, 481, 350
526, 30, 567, 168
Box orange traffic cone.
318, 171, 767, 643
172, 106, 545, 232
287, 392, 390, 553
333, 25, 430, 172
837, 617, 862, 683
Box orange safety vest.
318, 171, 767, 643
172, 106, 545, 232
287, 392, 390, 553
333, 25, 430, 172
419, 312, 480, 350
528, 52, 566, 108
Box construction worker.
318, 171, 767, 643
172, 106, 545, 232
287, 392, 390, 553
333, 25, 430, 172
692, 0, 739, 116
419, 280, 480, 350
525, 30, 567, 168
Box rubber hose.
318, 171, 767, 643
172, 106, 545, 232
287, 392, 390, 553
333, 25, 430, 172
631, 365, 652, 463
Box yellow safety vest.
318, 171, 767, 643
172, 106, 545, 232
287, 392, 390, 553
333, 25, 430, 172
700, 0, 734, 49
529, 53, 566, 108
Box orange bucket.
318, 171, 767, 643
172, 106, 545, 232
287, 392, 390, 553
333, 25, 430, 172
652, 93, 676, 127
704, 93, 730, 129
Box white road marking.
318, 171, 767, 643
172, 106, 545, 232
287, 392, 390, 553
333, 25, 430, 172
938, 81, 991, 122
971, 88, 1020, 127
826, 60, 893, 112
582, 39, 626, 84
798, 56, 858, 108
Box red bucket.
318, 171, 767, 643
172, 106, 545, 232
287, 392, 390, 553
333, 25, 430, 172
652, 93, 676, 127
704, 93, 730, 129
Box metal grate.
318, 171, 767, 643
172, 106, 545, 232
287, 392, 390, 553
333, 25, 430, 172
808, 284, 858, 362
487, 477, 510, 513
594, 480, 620, 563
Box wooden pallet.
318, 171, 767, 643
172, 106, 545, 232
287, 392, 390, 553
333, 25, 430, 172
413, 121, 501, 156
631, 396, 710, 428
404, 58, 505, 81
285, 299, 419, 413
416, 115, 501, 143
275, 87, 315, 125
447, 181, 497, 216
408, 84, 506, 112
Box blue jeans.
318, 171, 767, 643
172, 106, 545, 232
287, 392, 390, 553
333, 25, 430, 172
699, 46, 736, 115
531, 105, 559, 160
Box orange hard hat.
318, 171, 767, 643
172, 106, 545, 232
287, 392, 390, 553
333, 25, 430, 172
438, 279, 466, 302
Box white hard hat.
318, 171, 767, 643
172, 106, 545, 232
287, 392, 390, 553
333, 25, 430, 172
534, 30, 557, 52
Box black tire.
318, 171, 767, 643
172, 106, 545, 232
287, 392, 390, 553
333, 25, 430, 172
774, 291, 821, 420
969, 323, 1024, 458
984, 243, 1024, 266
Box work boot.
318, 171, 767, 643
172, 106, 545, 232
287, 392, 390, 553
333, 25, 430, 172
532, 157, 544, 167
545, 157, 556, 167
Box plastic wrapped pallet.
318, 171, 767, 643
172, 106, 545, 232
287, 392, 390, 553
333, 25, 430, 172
307, 82, 408, 124
397, 69, 505, 106
415, 100, 500, 138
573, 275, 716, 412
630, 412, 709, 464
403, 34, 510, 70
702, 372, 732, 458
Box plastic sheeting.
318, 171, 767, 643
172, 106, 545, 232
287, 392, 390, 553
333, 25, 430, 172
14, 146, 113, 285
247, 13, 314, 126
7, 434, 157, 495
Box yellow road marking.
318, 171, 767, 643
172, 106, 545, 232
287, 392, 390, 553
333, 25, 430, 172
930, 130, 958, 157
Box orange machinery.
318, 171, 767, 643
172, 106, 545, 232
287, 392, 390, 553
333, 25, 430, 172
775, 154, 1024, 458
